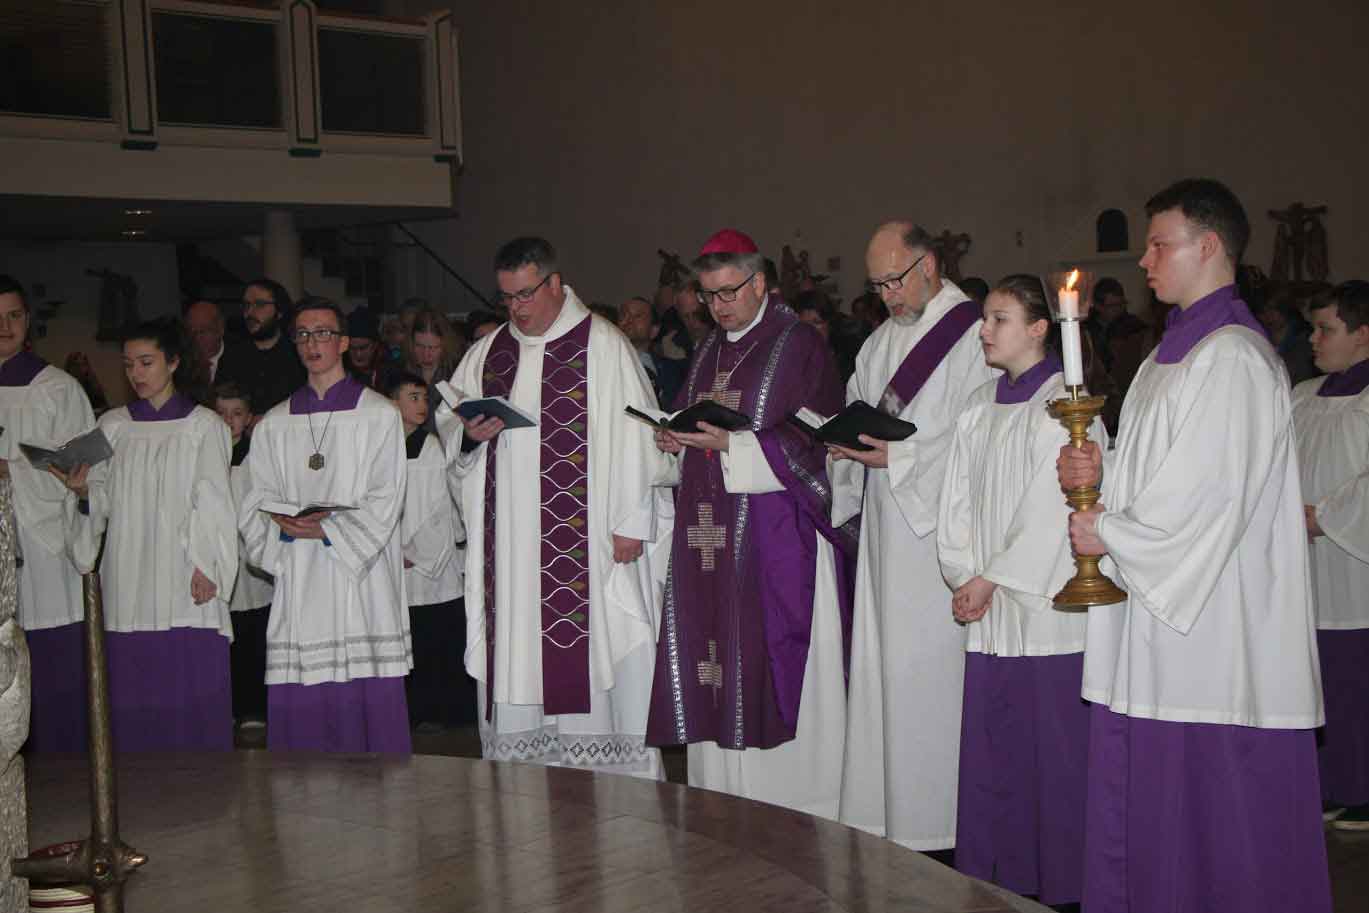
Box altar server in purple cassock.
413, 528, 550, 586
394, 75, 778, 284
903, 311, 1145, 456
239, 298, 413, 754
938, 275, 1105, 905
1292, 279, 1369, 831
645, 229, 858, 817
0, 275, 96, 752
1061, 179, 1330, 913
831, 222, 995, 850
437, 237, 670, 777
59, 317, 238, 752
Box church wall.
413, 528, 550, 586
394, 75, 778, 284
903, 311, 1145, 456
402, 0, 1365, 312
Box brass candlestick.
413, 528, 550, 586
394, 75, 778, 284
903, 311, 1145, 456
1049, 387, 1127, 608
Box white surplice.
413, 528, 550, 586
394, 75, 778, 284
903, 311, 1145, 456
832, 280, 997, 850
402, 431, 464, 607
1292, 375, 1369, 630
75, 405, 237, 635
1090, 327, 1322, 727
938, 373, 1104, 657
0, 365, 94, 630
228, 447, 275, 613
437, 288, 670, 777
240, 388, 411, 685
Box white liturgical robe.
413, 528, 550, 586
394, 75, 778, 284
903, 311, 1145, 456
1091, 327, 1322, 728
832, 281, 996, 850
939, 373, 1104, 657
438, 289, 669, 777
240, 387, 411, 685
1292, 375, 1369, 630
402, 431, 464, 607
0, 365, 94, 630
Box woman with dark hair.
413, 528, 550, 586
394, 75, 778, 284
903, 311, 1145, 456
401, 308, 464, 425
937, 274, 1105, 906
54, 316, 238, 752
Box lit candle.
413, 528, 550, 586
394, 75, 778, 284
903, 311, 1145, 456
1058, 269, 1080, 319
1061, 318, 1084, 387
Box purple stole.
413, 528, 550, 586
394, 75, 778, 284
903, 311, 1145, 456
480, 316, 593, 718
877, 299, 981, 415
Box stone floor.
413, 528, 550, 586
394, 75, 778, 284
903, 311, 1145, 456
237, 723, 1369, 912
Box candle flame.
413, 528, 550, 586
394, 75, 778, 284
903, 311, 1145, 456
1066, 269, 1080, 292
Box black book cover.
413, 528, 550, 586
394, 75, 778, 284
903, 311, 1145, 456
625, 400, 752, 433
786, 400, 917, 451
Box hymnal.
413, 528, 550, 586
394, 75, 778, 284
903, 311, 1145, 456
259, 501, 358, 518
786, 401, 917, 451
625, 400, 752, 434
20, 427, 115, 473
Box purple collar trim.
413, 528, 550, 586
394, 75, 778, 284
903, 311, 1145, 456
1155, 285, 1267, 364
0, 350, 47, 387
1318, 357, 1369, 397
289, 375, 364, 414
995, 354, 1062, 404
129, 391, 195, 422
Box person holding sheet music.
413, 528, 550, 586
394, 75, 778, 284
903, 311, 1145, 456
0, 274, 97, 752
644, 229, 858, 817
55, 317, 238, 752
436, 237, 669, 776
237, 297, 413, 753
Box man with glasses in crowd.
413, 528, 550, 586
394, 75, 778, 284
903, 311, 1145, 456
238, 296, 412, 753
436, 237, 670, 777
217, 277, 306, 416
645, 229, 857, 817
831, 222, 994, 851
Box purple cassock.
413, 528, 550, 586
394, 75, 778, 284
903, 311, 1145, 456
1083, 285, 1330, 913
105, 392, 233, 752
4, 352, 92, 752
956, 355, 1089, 906
479, 317, 594, 719
646, 303, 858, 751
268, 376, 411, 754
1314, 357, 1369, 807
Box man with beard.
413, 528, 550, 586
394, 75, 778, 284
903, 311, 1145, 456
831, 222, 995, 851
344, 308, 385, 389
217, 278, 306, 415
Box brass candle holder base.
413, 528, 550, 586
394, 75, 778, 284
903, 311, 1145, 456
1049, 388, 1127, 608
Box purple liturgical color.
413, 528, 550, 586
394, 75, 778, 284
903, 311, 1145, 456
647, 304, 857, 751
479, 316, 594, 718
289, 375, 365, 414
1317, 628, 1369, 805
128, 390, 196, 422
878, 298, 981, 415
24, 623, 91, 753
1153, 284, 1268, 364
1317, 356, 1369, 397
268, 677, 412, 753
995, 354, 1063, 405
105, 627, 233, 752
0, 350, 47, 387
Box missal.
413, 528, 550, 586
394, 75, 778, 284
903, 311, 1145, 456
786, 401, 917, 451
258, 501, 358, 518
625, 400, 752, 434
20, 427, 114, 473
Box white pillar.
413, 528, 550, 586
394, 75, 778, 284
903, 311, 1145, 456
263, 210, 304, 302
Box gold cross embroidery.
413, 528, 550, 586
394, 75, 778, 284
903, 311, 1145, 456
703, 372, 743, 411
697, 639, 723, 706
686, 504, 726, 571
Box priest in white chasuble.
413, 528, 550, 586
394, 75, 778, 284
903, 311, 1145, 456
1062, 179, 1330, 913
645, 229, 858, 818
1292, 279, 1369, 831
831, 222, 995, 850
240, 298, 413, 754
437, 237, 669, 778
0, 275, 96, 752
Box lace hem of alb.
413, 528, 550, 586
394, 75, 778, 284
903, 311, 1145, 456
481, 727, 655, 767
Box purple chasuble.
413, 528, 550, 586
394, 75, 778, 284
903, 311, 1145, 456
878, 298, 981, 415
128, 391, 196, 421
648, 306, 856, 750
288, 375, 365, 414
0, 350, 47, 387
479, 316, 594, 718
1153, 284, 1267, 364
995, 354, 1063, 405
1317, 356, 1369, 397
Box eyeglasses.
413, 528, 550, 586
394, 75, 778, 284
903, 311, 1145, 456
696, 272, 757, 305
292, 328, 341, 344
497, 272, 554, 305
866, 253, 927, 294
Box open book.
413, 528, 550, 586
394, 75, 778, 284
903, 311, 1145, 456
20, 427, 115, 473
258, 501, 358, 519
435, 381, 537, 429
786, 401, 917, 451
625, 400, 752, 434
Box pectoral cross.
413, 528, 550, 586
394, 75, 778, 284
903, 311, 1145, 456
686, 504, 726, 571
704, 372, 743, 411
697, 639, 723, 706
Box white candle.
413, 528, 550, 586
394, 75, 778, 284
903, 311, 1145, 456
1061, 318, 1084, 387
1058, 287, 1079, 320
